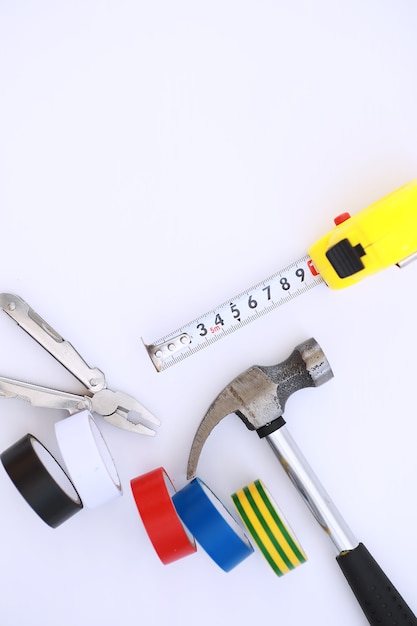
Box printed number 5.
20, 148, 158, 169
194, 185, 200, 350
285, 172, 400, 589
231, 303, 240, 319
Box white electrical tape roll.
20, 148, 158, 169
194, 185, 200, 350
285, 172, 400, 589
54, 410, 122, 508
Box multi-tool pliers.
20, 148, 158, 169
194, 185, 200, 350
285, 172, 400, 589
0, 294, 160, 435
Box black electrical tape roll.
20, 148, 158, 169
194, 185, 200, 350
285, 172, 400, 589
1, 434, 83, 528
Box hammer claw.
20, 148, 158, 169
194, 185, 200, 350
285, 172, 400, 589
187, 338, 333, 479
187, 365, 284, 479
186, 378, 249, 479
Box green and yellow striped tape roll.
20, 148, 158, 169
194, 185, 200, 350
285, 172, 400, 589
231, 479, 307, 576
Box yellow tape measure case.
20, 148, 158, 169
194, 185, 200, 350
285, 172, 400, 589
308, 180, 417, 289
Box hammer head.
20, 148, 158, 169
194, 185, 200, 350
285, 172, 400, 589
186, 338, 333, 479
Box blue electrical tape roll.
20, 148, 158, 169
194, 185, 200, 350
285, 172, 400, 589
172, 478, 254, 572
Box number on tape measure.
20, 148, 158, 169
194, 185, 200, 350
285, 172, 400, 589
144, 255, 323, 371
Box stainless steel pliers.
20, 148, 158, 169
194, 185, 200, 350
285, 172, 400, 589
0, 294, 160, 436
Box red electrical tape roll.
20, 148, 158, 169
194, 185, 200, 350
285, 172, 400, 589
130, 467, 197, 564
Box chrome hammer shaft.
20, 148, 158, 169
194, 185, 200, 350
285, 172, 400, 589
266, 427, 357, 553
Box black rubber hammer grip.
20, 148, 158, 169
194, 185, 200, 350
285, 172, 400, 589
337, 542, 417, 625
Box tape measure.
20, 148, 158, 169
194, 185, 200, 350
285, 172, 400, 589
144, 180, 417, 372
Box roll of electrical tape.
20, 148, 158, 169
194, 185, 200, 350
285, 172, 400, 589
1, 434, 83, 528
172, 478, 254, 572
232, 479, 307, 576
54, 410, 121, 508
130, 467, 197, 564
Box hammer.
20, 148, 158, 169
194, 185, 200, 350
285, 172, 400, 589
187, 338, 416, 626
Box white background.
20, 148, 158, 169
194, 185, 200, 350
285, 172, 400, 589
1, 2, 416, 624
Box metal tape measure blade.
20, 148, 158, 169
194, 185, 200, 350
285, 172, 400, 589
145, 255, 323, 371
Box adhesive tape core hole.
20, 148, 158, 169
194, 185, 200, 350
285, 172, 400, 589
200, 481, 251, 548
264, 485, 299, 539
89, 419, 120, 487
31, 438, 80, 503
163, 473, 194, 543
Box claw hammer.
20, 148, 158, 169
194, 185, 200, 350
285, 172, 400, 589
187, 339, 416, 626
